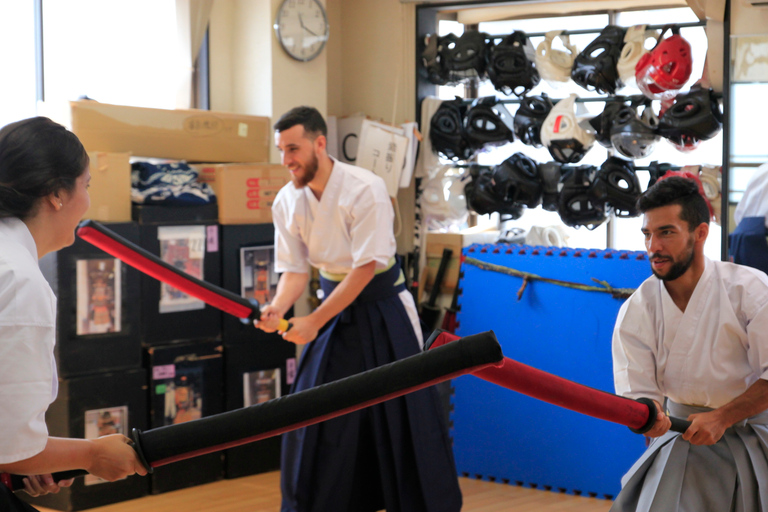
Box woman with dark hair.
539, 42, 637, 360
0, 117, 147, 512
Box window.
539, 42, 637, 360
0, 2, 37, 128
42, 0, 187, 110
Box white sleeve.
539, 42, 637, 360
272, 192, 309, 274
612, 296, 664, 405
348, 180, 395, 270
0, 324, 52, 463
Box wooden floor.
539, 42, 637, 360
35, 471, 614, 512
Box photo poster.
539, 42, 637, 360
75, 258, 122, 335
154, 363, 205, 426
243, 368, 281, 407
157, 225, 206, 313
240, 245, 278, 305
83, 406, 129, 485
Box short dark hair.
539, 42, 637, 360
637, 176, 710, 231
273, 106, 327, 139
0, 117, 89, 220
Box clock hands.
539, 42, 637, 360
298, 13, 319, 37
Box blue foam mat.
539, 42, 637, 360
452, 244, 652, 498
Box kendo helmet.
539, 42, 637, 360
635, 26, 692, 100
617, 25, 659, 87
513, 94, 554, 147
535, 31, 578, 83
487, 31, 540, 98
540, 94, 595, 164
557, 164, 608, 229
430, 97, 474, 161
464, 164, 523, 218
589, 98, 626, 148
656, 169, 714, 219
698, 164, 722, 225
491, 152, 542, 208
539, 161, 563, 212
590, 157, 642, 217
657, 85, 723, 146
463, 96, 515, 151
421, 33, 449, 85
571, 25, 626, 95
609, 100, 661, 160
440, 31, 490, 84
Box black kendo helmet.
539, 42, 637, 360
538, 161, 563, 212
589, 157, 642, 217
487, 31, 540, 98
657, 85, 723, 146
557, 165, 608, 229
441, 31, 490, 83
465, 164, 523, 218
609, 100, 661, 160
430, 97, 474, 161
589, 99, 625, 148
571, 25, 626, 95
513, 94, 554, 147
464, 96, 515, 152
491, 152, 542, 208
421, 33, 449, 85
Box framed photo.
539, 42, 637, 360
76, 258, 121, 335
239, 245, 278, 305
83, 406, 129, 485
243, 368, 281, 407
157, 225, 206, 313
154, 364, 205, 426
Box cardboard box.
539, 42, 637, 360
70, 101, 271, 163
196, 163, 289, 225
83, 152, 132, 222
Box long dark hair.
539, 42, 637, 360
0, 117, 89, 219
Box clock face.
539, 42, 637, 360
274, 0, 329, 62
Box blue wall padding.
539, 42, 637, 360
453, 244, 652, 499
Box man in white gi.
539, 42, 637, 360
256, 106, 461, 512
611, 176, 768, 511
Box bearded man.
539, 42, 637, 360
256, 106, 462, 512
611, 176, 768, 511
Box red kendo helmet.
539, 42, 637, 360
656, 169, 714, 219
635, 26, 692, 101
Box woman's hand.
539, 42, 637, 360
86, 434, 147, 482
20, 474, 74, 497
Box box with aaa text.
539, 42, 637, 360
195, 163, 289, 225
70, 101, 271, 163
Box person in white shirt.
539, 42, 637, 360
730, 161, 768, 274
0, 117, 147, 512
256, 106, 461, 512
611, 176, 768, 512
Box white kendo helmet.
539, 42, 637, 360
420, 165, 469, 231
535, 30, 578, 83
617, 25, 659, 88
698, 164, 722, 225
540, 94, 595, 163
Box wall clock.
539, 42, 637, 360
274, 0, 329, 62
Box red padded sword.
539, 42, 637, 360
426, 330, 691, 434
